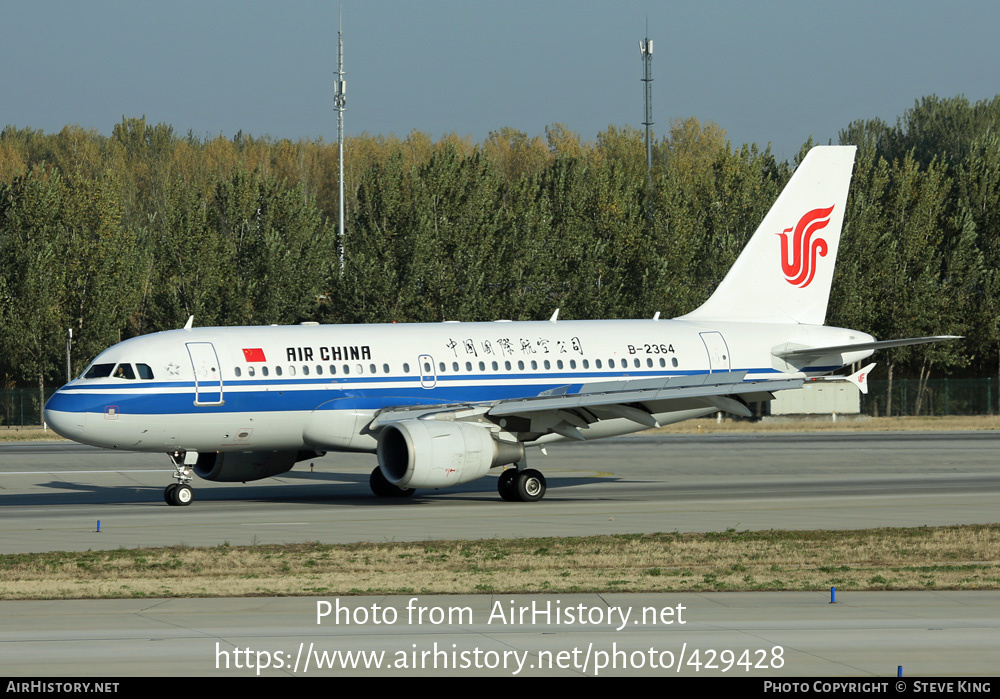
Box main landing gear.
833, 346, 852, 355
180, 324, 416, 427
165, 452, 195, 506
369, 467, 416, 498
497, 466, 547, 502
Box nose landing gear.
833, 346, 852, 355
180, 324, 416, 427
165, 451, 195, 506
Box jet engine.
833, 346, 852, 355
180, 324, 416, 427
193, 450, 309, 482
377, 420, 523, 489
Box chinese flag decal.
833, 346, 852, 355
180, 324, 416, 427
242, 348, 267, 362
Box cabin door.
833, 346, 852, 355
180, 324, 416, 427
699, 332, 731, 373
186, 342, 224, 405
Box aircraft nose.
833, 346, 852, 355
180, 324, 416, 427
43, 391, 87, 438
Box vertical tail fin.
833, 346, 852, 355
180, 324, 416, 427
680, 145, 857, 325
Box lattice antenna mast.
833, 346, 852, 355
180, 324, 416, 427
334, 6, 347, 270
639, 22, 653, 176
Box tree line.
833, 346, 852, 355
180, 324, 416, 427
1, 95, 998, 411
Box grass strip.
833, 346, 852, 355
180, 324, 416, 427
2, 524, 998, 599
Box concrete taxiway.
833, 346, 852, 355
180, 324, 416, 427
1, 431, 998, 677
0, 431, 998, 553
1, 592, 998, 676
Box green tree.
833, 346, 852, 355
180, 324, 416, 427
0, 166, 68, 403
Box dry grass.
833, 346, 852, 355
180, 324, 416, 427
0, 427, 66, 441
653, 414, 1000, 434
2, 525, 998, 600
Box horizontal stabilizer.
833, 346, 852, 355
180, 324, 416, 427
773, 336, 961, 360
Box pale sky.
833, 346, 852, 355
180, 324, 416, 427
2, 0, 998, 161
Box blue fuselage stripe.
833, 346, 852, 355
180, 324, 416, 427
45, 365, 838, 416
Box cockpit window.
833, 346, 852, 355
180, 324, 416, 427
84, 363, 115, 379
137, 364, 154, 379
114, 364, 136, 380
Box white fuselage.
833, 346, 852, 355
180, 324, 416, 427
43, 318, 873, 455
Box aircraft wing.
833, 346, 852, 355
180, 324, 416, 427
369, 372, 803, 441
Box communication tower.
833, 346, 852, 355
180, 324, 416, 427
334, 8, 347, 270
639, 26, 653, 175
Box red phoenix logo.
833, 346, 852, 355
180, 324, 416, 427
777, 206, 834, 288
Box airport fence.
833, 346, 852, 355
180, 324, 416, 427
0, 378, 997, 427
861, 378, 997, 417
0, 388, 58, 428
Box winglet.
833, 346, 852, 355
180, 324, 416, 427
846, 363, 876, 395
808, 362, 876, 394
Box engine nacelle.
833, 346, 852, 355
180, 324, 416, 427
377, 420, 524, 489
194, 451, 302, 482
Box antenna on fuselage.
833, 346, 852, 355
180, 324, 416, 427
183, 315, 194, 331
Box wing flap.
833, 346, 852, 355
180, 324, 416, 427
488, 372, 802, 418
367, 373, 803, 440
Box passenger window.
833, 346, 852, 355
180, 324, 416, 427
466, 362, 473, 371
557, 360, 564, 370
672, 357, 679, 367
609, 359, 616, 368
491, 361, 499, 371
248, 366, 255, 377
517, 361, 524, 370
288, 366, 296, 376
356, 364, 363, 375
544, 360, 551, 370
479, 361, 485, 371
370, 364, 376, 374
504, 361, 511, 371
302, 366, 310, 376
276, 366, 283, 376
330, 364, 337, 375
234, 367, 242, 378
316, 365, 323, 375
570, 360, 577, 369
343, 365, 350, 374
383, 364, 390, 373
531, 360, 537, 370
659, 358, 666, 367
583, 359, 589, 369
634, 359, 641, 368
137, 363, 154, 379
647, 358, 653, 367
262, 366, 269, 376
595, 359, 602, 369
452, 362, 459, 372
439, 362, 446, 372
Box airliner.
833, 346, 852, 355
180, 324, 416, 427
43, 146, 955, 505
